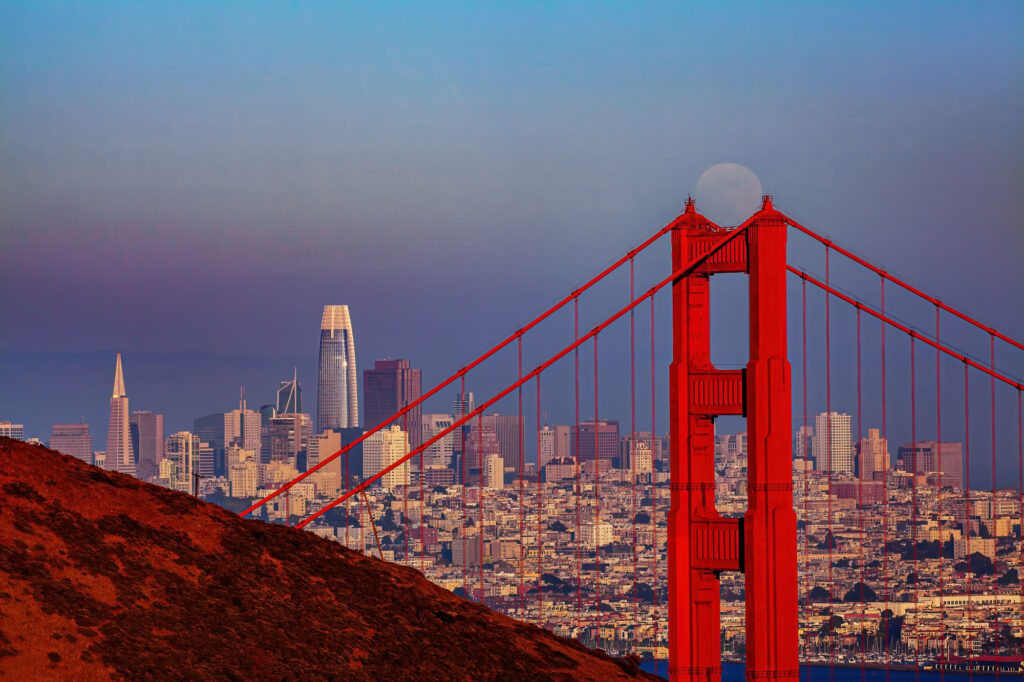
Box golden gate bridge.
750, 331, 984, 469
240, 196, 1023, 681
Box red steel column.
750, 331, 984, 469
744, 196, 799, 681
669, 199, 722, 682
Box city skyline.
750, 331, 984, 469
10, 342, 1022, 488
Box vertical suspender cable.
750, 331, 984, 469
594, 334, 602, 640
574, 295, 582, 621
478, 411, 484, 604
419, 413, 426, 570
403, 412, 409, 562
802, 275, 810, 669
935, 307, 945, 672
856, 306, 866, 677
536, 375, 544, 625
881, 276, 891, 677
964, 363, 973, 677
650, 295, 660, 677
1017, 388, 1022, 661
461, 375, 468, 598
910, 335, 919, 677
989, 335, 998, 667
630, 257, 639, 648
518, 335, 525, 615
825, 245, 835, 676
345, 447, 350, 551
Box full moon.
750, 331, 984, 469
694, 163, 763, 225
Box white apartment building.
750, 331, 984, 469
814, 411, 853, 476
363, 424, 410, 491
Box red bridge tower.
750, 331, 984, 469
668, 195, 798, 681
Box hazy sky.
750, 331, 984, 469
1, 2, 1022, 475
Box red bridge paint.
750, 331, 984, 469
668, 196, 798, 682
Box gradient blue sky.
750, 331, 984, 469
1, 2, 1022, 474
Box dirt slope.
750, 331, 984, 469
0, 438, 655, 681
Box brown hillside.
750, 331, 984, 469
0, 438, 656, 681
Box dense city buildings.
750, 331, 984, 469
896, 441, 964, 490
316, 305, 359, 432
364, 359, 422, 446
105, 353, 135, 476
50, 422, 92, 463
129, 411, 164, 480
0, 421, 25, 440
620, 431, 661, 468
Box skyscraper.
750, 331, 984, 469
50, 423, 92, 463
813, 411, 853, 476
488, 414, 524, 470
225, 388, 261, 454
856, 427, 889, 481
266, 413, 312, 467
130, 411, 164, 480
164, 431, 200, 494
451, 391, 474, 480
106, 353, 135, 476
571, 419, 620, 469
317, 305, 359, 432
364, 359, 422, 446
537, 426, 556, 468
452, 391, 474, 421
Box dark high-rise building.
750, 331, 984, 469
451, 390, 474, 481
363, 359, 422, 447
193, 413, 225, 451
130, 411, 164, 480
571, 419, 620, 468
276, 369, 303, 415
316, 305, 359, 432
474, 414, 524, 471
50, 423, 92, 464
